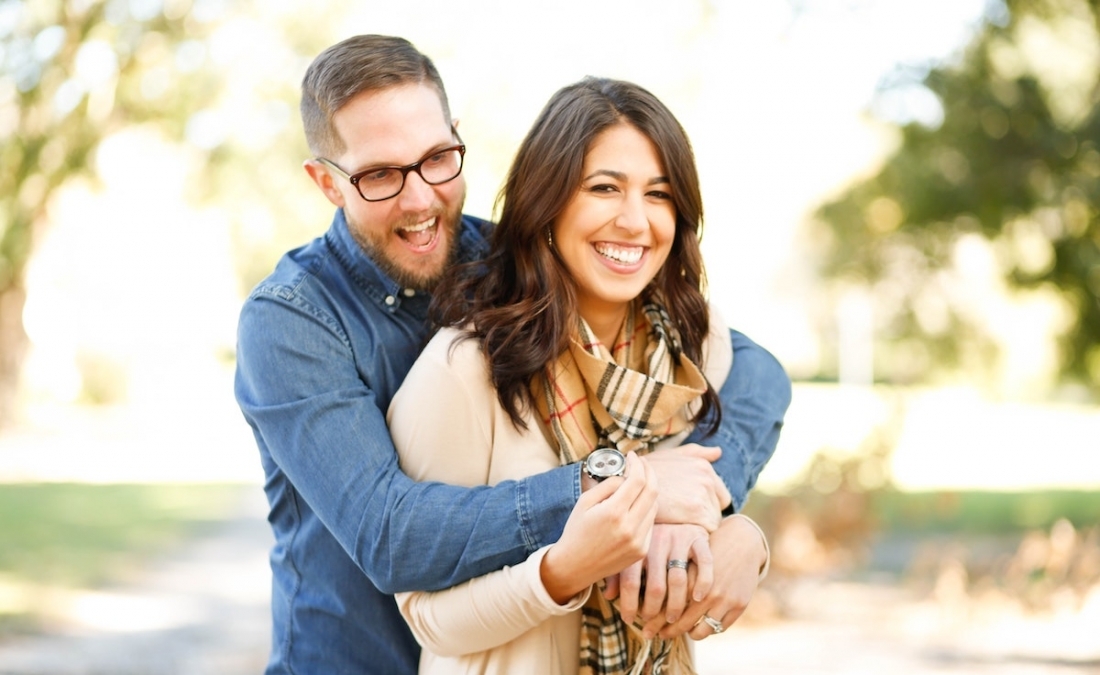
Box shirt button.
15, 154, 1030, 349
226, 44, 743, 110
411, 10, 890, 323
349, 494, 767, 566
403, 288, 416, 297
384, 295, 396, 306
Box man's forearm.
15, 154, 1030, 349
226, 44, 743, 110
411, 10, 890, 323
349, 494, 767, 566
323, 449, 578, 594
684, 329, 791, 510
237, 298, 580, 594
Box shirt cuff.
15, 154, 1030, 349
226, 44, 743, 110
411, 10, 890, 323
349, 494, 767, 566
528, 545, 592, 612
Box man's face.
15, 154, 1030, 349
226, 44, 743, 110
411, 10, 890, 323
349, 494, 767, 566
311, 83, 466, 290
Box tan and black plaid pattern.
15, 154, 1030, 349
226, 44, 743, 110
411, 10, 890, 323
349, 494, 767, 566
536, 298, 708, 463
532, 296, 705, 675
580, 601, 680, 675
580, 602, 630, 673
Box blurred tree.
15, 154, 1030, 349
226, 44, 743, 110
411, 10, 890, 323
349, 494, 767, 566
0, 0, 226, 422
811, 0, 1100, 395
0, 0, 339, 424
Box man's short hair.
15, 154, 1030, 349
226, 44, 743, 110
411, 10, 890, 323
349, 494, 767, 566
300, 34, 451, 158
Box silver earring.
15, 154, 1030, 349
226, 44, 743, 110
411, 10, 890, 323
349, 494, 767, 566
547, 229, 553, 248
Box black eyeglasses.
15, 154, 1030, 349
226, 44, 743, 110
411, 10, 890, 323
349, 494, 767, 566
316, 129, 466, 202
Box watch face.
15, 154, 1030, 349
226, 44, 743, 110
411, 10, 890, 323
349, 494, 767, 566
586, 448, 626, 480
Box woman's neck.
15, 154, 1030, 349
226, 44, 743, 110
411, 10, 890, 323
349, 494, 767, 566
580, 302, 630, 352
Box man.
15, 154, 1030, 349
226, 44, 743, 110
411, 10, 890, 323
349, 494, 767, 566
235, 34, 791, 674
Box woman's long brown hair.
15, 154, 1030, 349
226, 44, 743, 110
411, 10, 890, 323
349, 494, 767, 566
431, 77, 720, 434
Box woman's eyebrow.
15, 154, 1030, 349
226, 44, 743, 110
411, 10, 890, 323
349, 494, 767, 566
582, 170, 670, 184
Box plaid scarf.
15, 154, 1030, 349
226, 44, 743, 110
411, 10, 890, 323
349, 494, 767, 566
532, 297, 708, 675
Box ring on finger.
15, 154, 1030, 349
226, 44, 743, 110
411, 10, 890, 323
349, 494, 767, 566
702, 614, 724, 634
667, 559, 688, 571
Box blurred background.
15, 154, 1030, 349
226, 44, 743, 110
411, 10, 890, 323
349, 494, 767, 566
1, 0, 1098, 673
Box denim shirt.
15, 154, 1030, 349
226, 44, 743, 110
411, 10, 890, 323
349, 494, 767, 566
234, 209, 791, 675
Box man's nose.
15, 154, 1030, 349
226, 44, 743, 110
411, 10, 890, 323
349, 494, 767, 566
395, 170, 434, 212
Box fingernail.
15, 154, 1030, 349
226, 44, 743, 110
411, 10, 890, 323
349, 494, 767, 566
666, 614, 679, 623
642, 630, 655, 640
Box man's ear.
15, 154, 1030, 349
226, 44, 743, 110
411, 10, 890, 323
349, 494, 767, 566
303, 159, 346, 208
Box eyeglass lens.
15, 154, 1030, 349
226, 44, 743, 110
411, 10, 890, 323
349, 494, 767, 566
354, 147, 464, 201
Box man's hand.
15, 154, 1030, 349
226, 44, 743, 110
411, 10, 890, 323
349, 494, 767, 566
653, 514, 767, 640
642, 444, 732, 531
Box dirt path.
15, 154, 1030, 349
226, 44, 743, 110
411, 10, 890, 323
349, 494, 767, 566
2, 487, 1097, 674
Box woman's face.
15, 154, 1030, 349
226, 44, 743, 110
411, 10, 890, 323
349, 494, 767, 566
552, 123, 676, 328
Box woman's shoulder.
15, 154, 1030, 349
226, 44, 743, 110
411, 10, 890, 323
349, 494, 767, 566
416, 325, 491, 382
702, 303, 733, 390
422, 325, 481, 359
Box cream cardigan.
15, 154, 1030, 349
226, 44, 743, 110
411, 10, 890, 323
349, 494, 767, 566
387, 307, 732, 675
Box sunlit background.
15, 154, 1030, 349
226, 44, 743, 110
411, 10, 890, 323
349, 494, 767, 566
1, 0, 1098, 672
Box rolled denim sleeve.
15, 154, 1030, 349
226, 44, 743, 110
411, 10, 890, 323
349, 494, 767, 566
684, 329, 792, 511
235, 291, 577, 594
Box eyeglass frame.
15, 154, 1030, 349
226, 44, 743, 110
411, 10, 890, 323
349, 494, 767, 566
314, 128, 466, 202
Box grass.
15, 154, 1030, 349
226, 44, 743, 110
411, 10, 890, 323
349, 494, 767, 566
869, 489, 1100, 534
0, 482, 251, 634
745, 488, 1100, 535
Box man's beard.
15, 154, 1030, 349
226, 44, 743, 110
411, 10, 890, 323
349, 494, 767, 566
348, 203, 463, 292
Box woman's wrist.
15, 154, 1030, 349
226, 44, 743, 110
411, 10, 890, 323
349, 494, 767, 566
539, 542, 589, 605
727, 513, 770, 580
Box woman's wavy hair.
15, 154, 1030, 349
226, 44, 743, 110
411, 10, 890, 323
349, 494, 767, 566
431, 77, 719, 434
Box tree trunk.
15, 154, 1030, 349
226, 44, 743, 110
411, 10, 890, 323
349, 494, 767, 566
0, 282, 28, 427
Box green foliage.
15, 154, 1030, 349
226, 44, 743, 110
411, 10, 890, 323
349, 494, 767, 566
0, 0, 342, 413
745, 488, 1100, 541
812, 0, 1100, 393
870, 489, 1100, 534
0, 0, 227, 416
0, 482, 243, 587
0, 0, 221, 283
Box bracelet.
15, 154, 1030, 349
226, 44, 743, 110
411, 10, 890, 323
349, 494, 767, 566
729, 513, 770, 581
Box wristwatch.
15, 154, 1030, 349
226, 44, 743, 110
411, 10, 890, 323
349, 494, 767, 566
584, 448, 626, 482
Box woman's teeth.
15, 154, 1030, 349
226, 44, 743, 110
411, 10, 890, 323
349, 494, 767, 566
594, 243, 643, 264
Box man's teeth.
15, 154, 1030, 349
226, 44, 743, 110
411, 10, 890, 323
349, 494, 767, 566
594, 243, 643, 264
401, 217, 436, 233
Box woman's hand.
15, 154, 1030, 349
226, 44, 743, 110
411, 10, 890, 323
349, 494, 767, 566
656, 514, 767, 640
609, 523, 712, 630
540, 453, 658, 604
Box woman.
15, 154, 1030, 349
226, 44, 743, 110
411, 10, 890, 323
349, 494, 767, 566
387, 77, 759, 675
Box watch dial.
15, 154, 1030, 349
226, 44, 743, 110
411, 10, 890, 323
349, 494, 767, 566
588, 448, 625, 478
